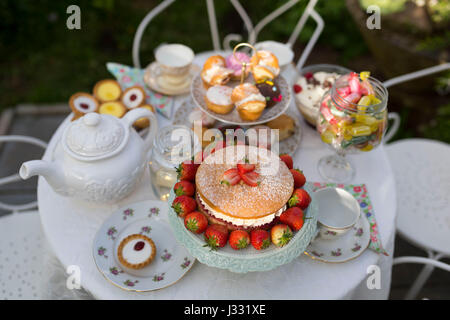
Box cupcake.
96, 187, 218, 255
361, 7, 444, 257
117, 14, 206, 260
205, 85, 234, 114
231, 83, 266, 121
255, 80, 282, 108
117, 234, 156, 270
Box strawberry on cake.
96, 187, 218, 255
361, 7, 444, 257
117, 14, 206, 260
195, 145, 294, 231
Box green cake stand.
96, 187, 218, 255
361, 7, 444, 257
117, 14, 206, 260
167, 182, 318, 273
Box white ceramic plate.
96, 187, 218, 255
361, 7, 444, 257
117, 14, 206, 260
304, 214, 370, 263
173, 99, 301, 155
191, 74, 291, 126
93, 200, 195, 292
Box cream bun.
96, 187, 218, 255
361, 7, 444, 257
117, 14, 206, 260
205, 85, 234, 114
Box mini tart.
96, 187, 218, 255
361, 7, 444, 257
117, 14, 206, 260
98, 101, 127, 118
69, 92, 99, 118
265, 114, 295, 141
205, 85, 234, 114
117, 234, 156, 270
122, 86, 146, 110
231, 83, 266, 121
195, 145, 293, 225
93, 79, 122, 102
133, 104, 155, 129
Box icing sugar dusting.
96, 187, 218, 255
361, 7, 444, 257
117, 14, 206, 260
196, 145, 293, 218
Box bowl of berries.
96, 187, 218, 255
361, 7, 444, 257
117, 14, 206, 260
167, 145, 317, 273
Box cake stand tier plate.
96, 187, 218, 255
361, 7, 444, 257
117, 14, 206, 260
167, 183, 317, 273
191, 74, 291, 126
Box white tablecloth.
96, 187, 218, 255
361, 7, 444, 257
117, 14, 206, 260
37, 53, 397, 299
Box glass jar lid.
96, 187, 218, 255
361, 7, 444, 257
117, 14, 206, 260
62, 113, 129, 161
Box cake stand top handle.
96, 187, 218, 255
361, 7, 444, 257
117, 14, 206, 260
233, 42, 257, 84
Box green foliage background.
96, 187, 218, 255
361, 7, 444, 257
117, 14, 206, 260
0, 0, 366, 109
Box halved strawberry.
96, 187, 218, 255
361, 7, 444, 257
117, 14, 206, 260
173, 180, 195, 197
229, 230, 250, 250
237, 163, 255, 175
241, 171, 260, 187
290, 169, 306, 188
250, 229, 271, 250
204, 224, 229, 250
279, 153, 293, 169
171, 195, 197, 218
288, 188, 311, 210
184, 211, 208, 234
271, 224, 293, 247
279, 207, 304, 231
221, 168, 241, 186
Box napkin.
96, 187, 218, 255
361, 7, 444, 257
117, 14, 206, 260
311, 182, 388, 256
106, 62, 173, 119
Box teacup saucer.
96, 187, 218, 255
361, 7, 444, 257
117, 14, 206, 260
304, 214, 370, 263
144, 62, 200, 96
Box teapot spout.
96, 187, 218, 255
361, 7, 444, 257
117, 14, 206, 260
20, 160, 67, 192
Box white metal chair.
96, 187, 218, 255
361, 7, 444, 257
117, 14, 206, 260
383, 63, 450, 300
387, 138, 450, 300
132, 0, 324, 72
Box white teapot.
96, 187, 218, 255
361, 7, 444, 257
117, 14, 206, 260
19, 108, 157, 204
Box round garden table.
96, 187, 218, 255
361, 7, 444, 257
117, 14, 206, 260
37, 53, 397, 299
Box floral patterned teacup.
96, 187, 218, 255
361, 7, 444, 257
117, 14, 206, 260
315, 187, 361, 240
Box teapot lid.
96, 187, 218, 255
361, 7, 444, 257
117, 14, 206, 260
62, 113, 129, 161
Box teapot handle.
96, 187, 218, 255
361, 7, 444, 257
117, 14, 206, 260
122, 108, 158, 152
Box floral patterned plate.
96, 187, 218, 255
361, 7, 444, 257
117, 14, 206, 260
304, 213, 370, 263
93, 200, 195, 292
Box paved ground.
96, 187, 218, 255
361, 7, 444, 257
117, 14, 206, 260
0, 106, 448, 300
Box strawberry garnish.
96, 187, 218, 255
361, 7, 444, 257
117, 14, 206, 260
241, 171, 260, 187
171, 195, 197, 218
204, 224, 229, 250
184, 211, 208, 234
237, 163, 255, 175
250, 229, 271, 250
176, 160, 198, 181
290, 169, 306, 188
279, 207, 304, 231
288, 188, 311, 210
229, 230, 250, 250
271, 224, 293, 247
293, 84, 302, 94
173, 180, 195, 196
279, 153, 293, 169
221, 168, 241, 186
